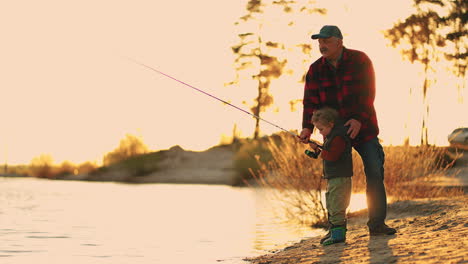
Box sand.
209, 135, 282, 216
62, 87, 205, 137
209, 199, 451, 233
245, 195, 468, 264
134, 145, 237, 185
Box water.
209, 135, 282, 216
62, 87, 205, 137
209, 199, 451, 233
0, 177, 323, 264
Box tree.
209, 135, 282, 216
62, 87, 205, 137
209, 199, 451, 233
57, 161, 75, 176
423, 0, 467, 83
103, 134, 149, 166
29, 154, 54, 178
230, 0, 325, 139
384, 0, 467, 145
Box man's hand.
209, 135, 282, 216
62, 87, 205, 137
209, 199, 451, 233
299, 128, 312, 144
345, 119, 361, 139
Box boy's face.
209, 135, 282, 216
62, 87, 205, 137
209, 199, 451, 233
314, 121, 333, 137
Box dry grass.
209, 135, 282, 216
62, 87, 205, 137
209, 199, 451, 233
375, 145, 463, 200
250, 132, 464, 226
249, 132, 327, 226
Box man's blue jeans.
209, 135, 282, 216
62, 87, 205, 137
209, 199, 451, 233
354, 137, 387, 229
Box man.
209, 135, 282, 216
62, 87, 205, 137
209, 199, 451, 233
300, 25, 396, 236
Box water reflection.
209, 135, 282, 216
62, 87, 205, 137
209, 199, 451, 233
0, 177, 366, 264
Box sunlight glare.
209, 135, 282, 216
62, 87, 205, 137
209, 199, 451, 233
1, 0, 465, 165
348, 193, 368, 213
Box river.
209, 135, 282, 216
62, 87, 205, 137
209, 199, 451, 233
0, 177, 327, 264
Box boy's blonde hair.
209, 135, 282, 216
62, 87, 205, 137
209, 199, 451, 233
311, 107, 339, 125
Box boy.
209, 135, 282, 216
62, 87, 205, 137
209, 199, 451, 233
309, 107, 353, 245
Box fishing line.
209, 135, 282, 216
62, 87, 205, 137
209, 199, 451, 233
126, 57, 301, 139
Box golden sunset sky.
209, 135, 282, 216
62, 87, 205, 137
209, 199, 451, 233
1, 0, 466, 165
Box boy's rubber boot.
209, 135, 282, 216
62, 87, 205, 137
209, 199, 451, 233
320, 221, 346, 244
321, 226, 346, 246
320, 230, 331, 244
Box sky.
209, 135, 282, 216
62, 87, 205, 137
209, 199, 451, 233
1, 0, 466, 165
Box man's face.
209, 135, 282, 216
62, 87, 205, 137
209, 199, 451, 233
318, 37, 342, 59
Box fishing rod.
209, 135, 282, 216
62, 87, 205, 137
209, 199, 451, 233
126, 58, 323, 156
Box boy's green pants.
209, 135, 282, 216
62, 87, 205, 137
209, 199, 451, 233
325, 177, 352, 226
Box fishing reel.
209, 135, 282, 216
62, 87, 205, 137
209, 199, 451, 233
304, 140, 323, 159
305, 149, 321, 159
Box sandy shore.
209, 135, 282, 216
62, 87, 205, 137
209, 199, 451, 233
245, 195, 467, 264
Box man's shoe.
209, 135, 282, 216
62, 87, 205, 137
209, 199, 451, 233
369, 224, 397, 236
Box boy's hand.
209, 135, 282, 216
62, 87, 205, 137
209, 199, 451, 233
309, 141, 319, 151
299, 128, 312, 143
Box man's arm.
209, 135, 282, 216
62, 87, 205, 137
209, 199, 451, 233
301, 65, 321, 142
346, 51, 376, 138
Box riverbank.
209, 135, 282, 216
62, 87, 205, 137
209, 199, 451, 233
244, 194, 468, 264
59, 145, 239, 185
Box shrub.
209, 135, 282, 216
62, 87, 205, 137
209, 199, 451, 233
233, 138, 273, 181
103, 134, 149, 166
28, 154, 55, 178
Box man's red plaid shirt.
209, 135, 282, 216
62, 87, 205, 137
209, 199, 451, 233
302, 47, 379, 146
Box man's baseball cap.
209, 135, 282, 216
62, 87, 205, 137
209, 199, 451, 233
311, 25, 343, 39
